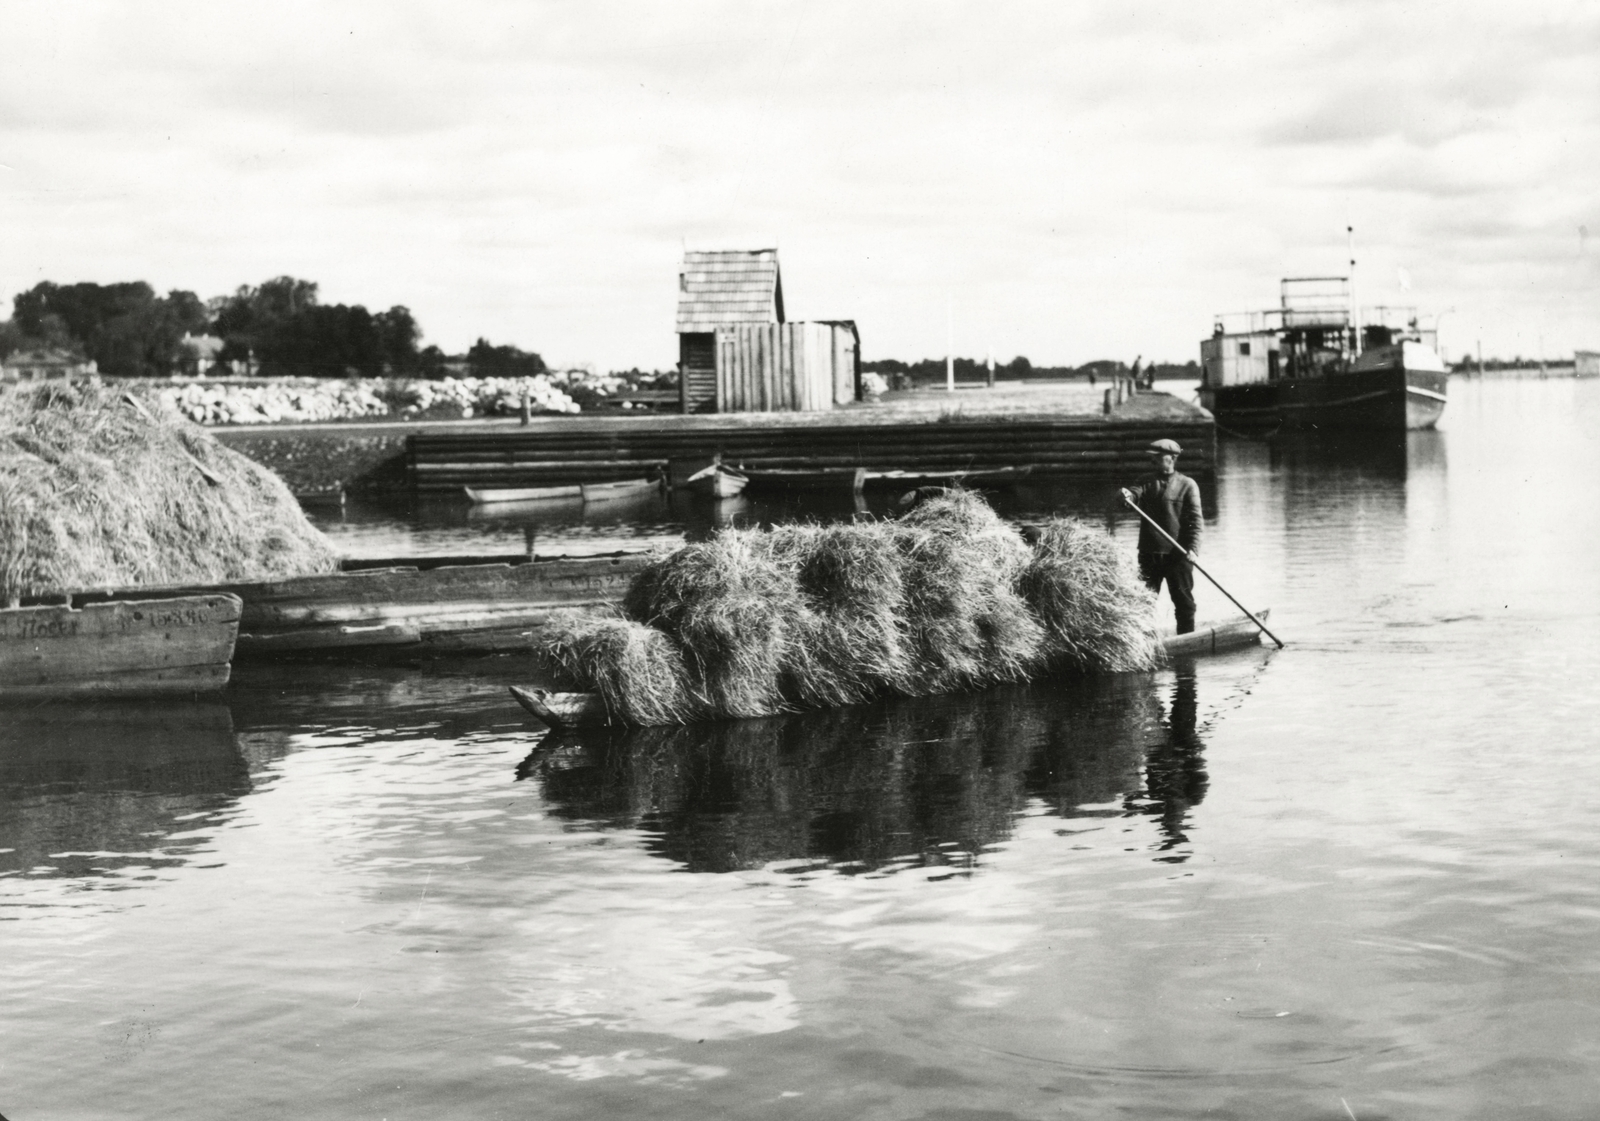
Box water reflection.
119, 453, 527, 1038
520, 671, 1214, 873
1135, 668, 1208, 858
0, 702, 248, 880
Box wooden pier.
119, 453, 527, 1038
407, 393, 1213, 495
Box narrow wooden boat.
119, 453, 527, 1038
1161, 609, 1271, 658
34, 552, 659, 661
464, 483, 582, 504
510, 608, 1274, 730
863, 465, 1033, 490
579, 477, 661, 503
0, 594, 242, 700
683, 462, 749, 499
465, 478, 661, 505
740, 466, 867, 495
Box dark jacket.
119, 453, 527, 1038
1126, 471, 1202, 556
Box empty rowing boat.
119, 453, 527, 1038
509, 608, 1274, 729
464, 478, 661, 505
30, 552, 662, 661
0, 594, 242, 699
683, 462, 749, 499
740, 467, 867, 495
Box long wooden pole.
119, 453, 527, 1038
1121, 495, 1285, 648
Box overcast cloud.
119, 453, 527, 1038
2, 0, 1596, 369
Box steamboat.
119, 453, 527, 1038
1199, 276, 1448, 430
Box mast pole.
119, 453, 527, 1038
1348, 225, 1360, 356
946, 295, 955, 393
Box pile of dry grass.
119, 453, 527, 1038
0, 381, 339, 604
541, 489, 1161, 726
893, 494, 1044, 693
1019, 518, 1161, 672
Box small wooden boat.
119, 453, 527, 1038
1161, 609, 1271, 658
863, 466, 1033, 490
740, 467, 866, 496
0, 594, 242, 700
464, 478, 660, 505
684, 462, 749, 499
464, 483, 582, 504
509, 609, 1275, 730
579, 477, 661, 503
34, 552, 661, 661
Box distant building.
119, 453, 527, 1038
1577, 350, 1599, 378
0, 348, 98, 382
180, 333, 226, 376
674, 248, 858, 413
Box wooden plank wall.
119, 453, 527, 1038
832, 325, 857, 405
714, 323, 851, 413
408, 415, 1218, 493
679, 333, 717, 413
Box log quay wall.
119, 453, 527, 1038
211, 392, 1214, 497
407, 410, 1215, 494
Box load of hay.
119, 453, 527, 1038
0, 381, 339, 605
540, 489, 1161, 725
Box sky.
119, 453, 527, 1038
1, 0, 1596, 371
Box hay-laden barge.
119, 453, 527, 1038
1, 381, 675, 672
1, 381, 351, 697
509, 490, 1272, 730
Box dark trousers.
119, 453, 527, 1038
1140, 551, 1195, 634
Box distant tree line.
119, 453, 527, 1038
1450, 355, 1576, 372
861, 356, 1199, 385
0, 276, 548, 380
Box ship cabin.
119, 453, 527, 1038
1202, 276, 1361, 390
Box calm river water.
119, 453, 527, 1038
5, 376, 1599, 1119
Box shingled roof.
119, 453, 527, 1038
676, 249, 785, 332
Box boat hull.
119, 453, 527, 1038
1202, 349, 1447, 431
0, 594, 241, 700
684, 466, 749, 499
741, 467, 866, 495
465, 478, 660, 505
36, 554, 656, 661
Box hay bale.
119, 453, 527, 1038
768, 521, 913, 700
623, 529, 801, 718
540, 492, 1157, 727
0, 381, 337, 603
539, 610, 705, 726
893, 523, 1045, 694
897, 488, 1032, 582
1019, 517, 1161, 672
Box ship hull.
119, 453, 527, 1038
1201, 347, 1447, 431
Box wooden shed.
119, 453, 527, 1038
676, 249, 858, 413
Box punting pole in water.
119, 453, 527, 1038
1121, 495, 1285, 649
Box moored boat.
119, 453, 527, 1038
683, 461, 749, 499
740, 466, 866, 495
0, 594, 242, 699
465, 477, 661, 505
509, 608, 1273, 730
27, 552, 661, 661
1199, 276, 1447, 431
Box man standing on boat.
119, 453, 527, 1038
1121, 439, 1202, 635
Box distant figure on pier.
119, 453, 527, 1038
1120, 438, 1202, 634
1129, 356, 1143, 390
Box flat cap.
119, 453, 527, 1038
1146, 438, 1183, 455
